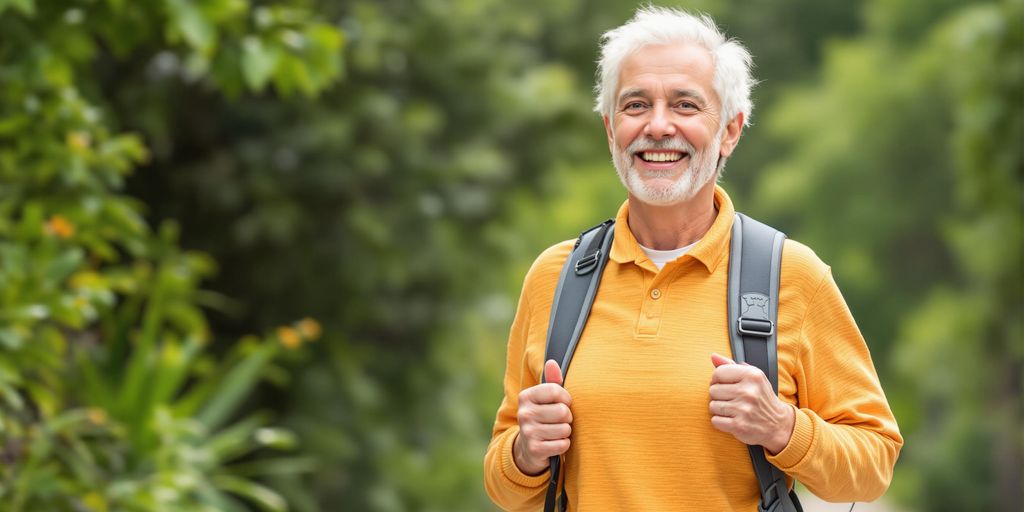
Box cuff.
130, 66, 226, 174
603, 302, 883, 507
766, 406, 816, 469
500, 426, 551, 488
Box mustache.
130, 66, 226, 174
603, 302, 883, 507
624, 137, 696, 154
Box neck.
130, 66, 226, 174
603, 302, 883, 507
626, 181, 718, 250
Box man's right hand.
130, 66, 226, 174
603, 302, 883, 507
513, 359, 574, 476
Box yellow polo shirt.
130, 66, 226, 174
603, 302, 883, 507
484, 186, 903, 511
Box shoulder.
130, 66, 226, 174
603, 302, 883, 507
780, 238, 831, 298
521, 239, 576, 306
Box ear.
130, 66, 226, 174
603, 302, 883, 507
718, 112, 744, 159
603, 115, 615, 153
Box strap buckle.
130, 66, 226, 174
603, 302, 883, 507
757, 479, 791, 512
574, 250, 601, 275
738, 317, 774, 337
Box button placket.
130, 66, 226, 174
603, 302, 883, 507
638, 279, 666, 336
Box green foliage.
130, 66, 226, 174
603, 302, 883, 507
2, 0, 1018, 510
0, 1, 341, 510
116, 1, 608, 508
752, 0, 1022, 509
892, 1, 1023, 509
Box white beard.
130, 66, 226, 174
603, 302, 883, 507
612, 131, 723, 206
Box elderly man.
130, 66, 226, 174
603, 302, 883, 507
484, 6, 903, 512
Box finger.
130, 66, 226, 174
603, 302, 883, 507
709, 400, 736, 418
544, 359, 564, 386
710, 364, 742, 385
532, 402, 573, 424
710, 363, 763, 385
711, 353, 736, 367
710, 415, 734, 433
708, 382, 742, 401
524, 383, 572, 407
530, 422, 573, 441
531, 438, 571, 459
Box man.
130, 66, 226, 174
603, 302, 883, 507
484, 7, 903, 511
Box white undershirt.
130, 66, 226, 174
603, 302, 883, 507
639, 240, 700, 271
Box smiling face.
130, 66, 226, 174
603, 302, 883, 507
604, 43, 743, 207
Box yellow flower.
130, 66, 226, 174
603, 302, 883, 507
66, 131, 91, 152
45, 215, 75, 239
82, 491, 107, 511
277, 326, 301, 349
70, 271, 102, 289
297, 317, 322, 341
86, 407, 107, 425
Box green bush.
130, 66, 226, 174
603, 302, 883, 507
0, 1, 341, 509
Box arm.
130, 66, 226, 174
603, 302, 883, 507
483, 286, 551, 511
766, 269, 904, 502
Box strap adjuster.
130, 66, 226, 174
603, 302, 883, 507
574, 250, 601, 275
738, 317, 774, 337
757, 478, 790, 512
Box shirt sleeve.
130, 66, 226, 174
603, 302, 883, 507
483, 278, 550, 510
766, 269, 904, 502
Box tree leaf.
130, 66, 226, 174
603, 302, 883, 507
0, 0, 34, 16
241, 36, 280, 90
165, 0, 217, 54
211, 474, 288, 512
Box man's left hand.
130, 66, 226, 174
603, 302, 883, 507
708, 353, 795, 455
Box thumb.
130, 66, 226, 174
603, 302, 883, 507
711, 353, 736, 368
543, 359, 564, 386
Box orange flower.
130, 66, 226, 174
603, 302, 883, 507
45, 215, 75, 239
297, 317, 322, 341
277, 326, 301, 349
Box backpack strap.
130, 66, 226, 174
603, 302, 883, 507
542, 219, 615, 512
540, 213, 801, 512
727, 213, 803, 512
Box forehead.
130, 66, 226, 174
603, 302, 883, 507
616, 43, 717, 102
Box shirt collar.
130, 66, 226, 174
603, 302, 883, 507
609, 185, 735, 274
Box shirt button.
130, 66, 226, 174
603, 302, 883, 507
651, 289, 662, 300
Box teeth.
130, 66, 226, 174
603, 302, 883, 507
641, 152, 684, 162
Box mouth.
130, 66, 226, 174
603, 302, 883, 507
636, 150, 688, 164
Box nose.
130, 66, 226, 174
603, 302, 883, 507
643, 104, 676, 140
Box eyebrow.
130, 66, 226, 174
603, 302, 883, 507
616, 88, 709, 108
672, 88, 708, 107
617, 88, 648, 106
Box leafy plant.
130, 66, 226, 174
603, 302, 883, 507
0, 1, 340, 509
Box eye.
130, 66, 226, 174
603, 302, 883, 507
676, 101, 699, 110
622, 101, 647, 112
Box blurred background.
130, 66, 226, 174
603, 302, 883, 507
0, 0, 1020, 511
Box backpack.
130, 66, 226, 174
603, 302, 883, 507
541, 213, 803, 512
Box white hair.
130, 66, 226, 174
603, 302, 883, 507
594, 6, 755, 128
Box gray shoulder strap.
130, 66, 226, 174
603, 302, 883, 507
542, 219, 614, 512
728, 213, 802, 512
544, 219, 615, 379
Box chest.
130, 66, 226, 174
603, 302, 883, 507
558, 262, 732, 413
527, 258, 799, 419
